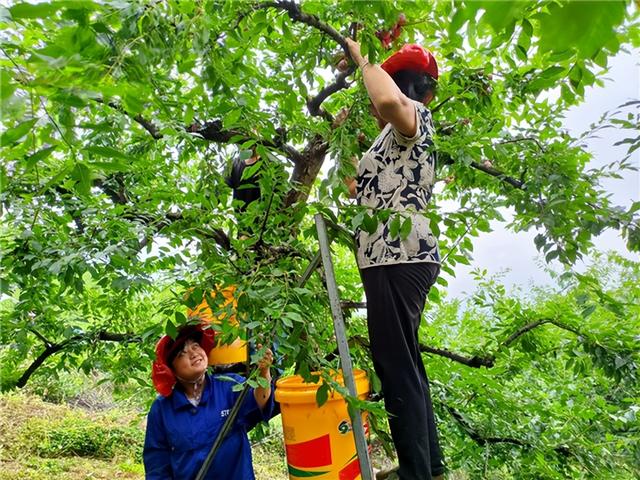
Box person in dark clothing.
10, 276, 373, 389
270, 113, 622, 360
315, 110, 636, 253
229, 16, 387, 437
225, 147, 261, 213
344, 39, 445, 480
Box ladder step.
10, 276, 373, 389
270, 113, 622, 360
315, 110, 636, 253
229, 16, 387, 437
341, 301, 367, 310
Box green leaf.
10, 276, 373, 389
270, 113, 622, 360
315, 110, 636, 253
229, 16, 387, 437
478, 1, 525, 34
362, 213, 378, 234
399, 216, 412, 241
175, 311, 187, 326
1, 119, 37, 147
25, 146, 57, 170
389, 215, 401, 238
316, 382, 330, 407
537, 1, 626, 58
10, 2, 60, 19
122, 92, 144, 115
166, 319, 178, 339
0, 70, 17, 100
241, 160, 262, 181
90, 161, 128, 172
51, 91, 86, 108
71, 162, 91, 195
581, 304, 596, 318
545, 249, 560, 262
540, 66, 565, 80
86, 146, 128, 161
284, 311, 304, 323
223, 109, 242, 128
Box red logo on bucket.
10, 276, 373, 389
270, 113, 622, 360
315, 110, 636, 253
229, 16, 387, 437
339, 456, 361, 480
286, 434, 332, 468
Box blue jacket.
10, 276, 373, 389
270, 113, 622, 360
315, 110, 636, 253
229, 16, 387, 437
143, 373, 274, 479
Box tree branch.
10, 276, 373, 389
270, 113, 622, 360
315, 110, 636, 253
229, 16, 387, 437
284, 135, 330, 206
469, 160, 525, 189
498, 136, 546, 153
94, 99, 162, 139
15, 330, 140, 388
307, 68, 356, 118
93, 175, 129, 205
502, 318, 582, 348
257, 1, 355, 117
15, 342, 66, 388
27, 328, 52, 348
438, 153, 526, 190
337, 315, 591, 370
503, 318, 550, 347
96, 101, 304, 164
342, 334, 496, 369
256, 189, 276, 247
195, 120, 303, 163
442, 402, 573, 457
420, 344, 496, 368
264, 1, 348, 52
341, 301, 367, 309
443, 403, 526, 447
93, 174, 232, 252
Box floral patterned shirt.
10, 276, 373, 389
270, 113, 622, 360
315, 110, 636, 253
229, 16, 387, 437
355, 101, 439, 269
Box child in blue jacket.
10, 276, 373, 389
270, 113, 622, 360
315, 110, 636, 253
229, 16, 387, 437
143, 324, 274, 479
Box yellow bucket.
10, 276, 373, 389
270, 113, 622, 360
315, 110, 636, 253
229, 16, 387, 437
186, 287, 248, 366
275, 370, 370, 480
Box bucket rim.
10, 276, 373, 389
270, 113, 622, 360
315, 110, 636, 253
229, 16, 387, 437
275, 369, 369, 404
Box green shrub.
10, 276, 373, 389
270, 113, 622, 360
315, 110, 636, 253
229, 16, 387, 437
21, 417, 144, 460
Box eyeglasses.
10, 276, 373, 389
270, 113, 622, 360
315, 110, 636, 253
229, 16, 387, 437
176, 339, 203, 358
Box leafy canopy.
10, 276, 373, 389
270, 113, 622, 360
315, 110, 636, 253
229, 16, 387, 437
1, 1, 639, 477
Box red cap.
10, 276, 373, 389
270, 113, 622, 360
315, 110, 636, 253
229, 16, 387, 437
151, 324, 216, 397
381, 44, 438, 80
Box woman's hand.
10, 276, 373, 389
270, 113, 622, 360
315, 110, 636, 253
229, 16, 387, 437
255, 344, 273, 376
254, 344, 273, 410
345, 38, 367, 68
343, 155, 358, 199
346, 38, 417, 137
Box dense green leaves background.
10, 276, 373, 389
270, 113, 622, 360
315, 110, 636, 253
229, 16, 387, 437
1, 1, 639, 477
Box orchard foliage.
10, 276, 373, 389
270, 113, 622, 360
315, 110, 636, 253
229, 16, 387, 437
1, 1, 639, 477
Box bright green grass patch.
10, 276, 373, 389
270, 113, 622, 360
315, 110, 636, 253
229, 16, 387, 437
21, 416, 144, 459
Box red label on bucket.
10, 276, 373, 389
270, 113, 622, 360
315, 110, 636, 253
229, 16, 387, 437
286, 434, 332, 468
339, 456, 361, 480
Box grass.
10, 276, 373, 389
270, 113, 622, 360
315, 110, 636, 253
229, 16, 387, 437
0, 393, 145, 480
0, 392, 290, 480
1, 391, 445, 480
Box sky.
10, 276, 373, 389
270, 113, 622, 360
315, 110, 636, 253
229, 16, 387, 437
443, 48, 640, 300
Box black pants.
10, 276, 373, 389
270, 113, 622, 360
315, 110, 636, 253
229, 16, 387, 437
361, 262, 444, 480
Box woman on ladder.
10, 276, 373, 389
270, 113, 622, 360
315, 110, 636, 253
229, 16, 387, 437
344, 38, 445, 480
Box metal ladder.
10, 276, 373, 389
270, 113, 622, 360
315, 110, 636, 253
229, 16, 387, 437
313, 213, 373, 480
197, 214, 373, 480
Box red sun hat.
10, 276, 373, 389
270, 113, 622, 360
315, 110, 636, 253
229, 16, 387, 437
381, 44, 439, 80
151, 323, 216, 397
